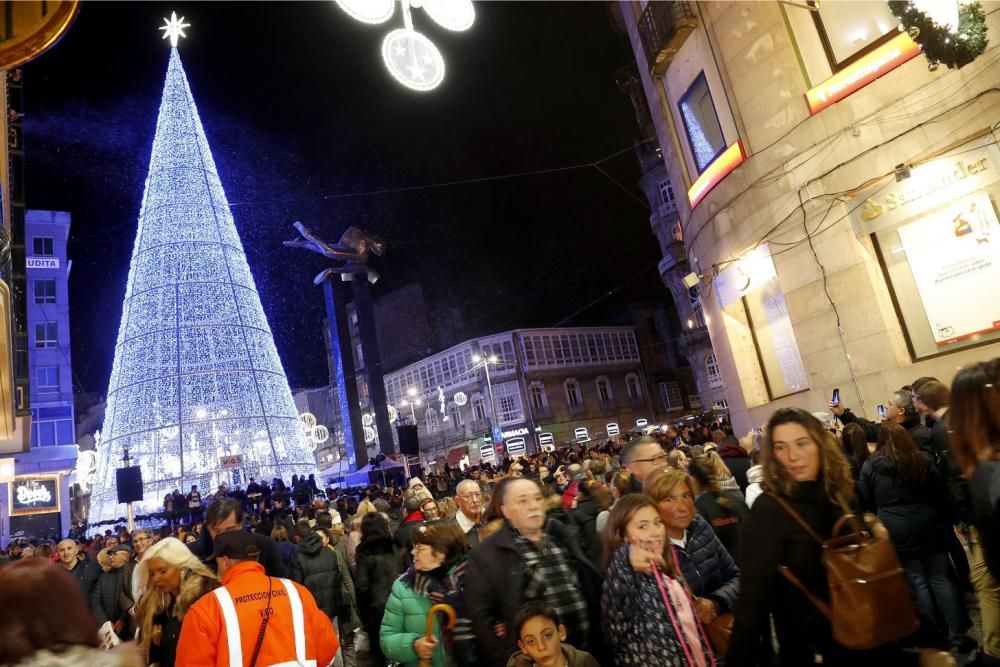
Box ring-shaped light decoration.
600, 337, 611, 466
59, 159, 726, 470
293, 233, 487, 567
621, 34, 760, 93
313, 425, 330, 445
387, 404, 399, 422
453, 391, 468, 407
299, 412, 317, 429
381, 28, 445, 92
361, 413, 374, 427
363, 426, 377, 443
334, 0, 395, 25
421, 0, 475, 32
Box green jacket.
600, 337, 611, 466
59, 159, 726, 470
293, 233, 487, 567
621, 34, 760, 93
379, 577, 449, 667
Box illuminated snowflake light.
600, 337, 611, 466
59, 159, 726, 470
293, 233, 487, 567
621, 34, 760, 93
88, 48, 316, 525
159, 12, 190, 48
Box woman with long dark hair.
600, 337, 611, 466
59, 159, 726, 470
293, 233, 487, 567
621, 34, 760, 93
859, 423, 974, 652
841, 422, 871, 482
355, 512, 404, 667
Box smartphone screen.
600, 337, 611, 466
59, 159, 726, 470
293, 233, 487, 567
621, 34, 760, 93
831, 388, 840, 406
877, 404, 886, 420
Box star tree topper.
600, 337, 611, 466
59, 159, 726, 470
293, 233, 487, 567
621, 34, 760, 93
159, 11, 190, 47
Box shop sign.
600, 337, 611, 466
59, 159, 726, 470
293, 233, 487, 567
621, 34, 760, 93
10, 476, 59, 515
502, 426, 530, 439
537, 432, 554, 446
479, 442, 496, 462
26, 257, 59, 270
895, 192, 1000, 345
636, 418, 649, 429
574, 427, 589, 441
506, 438, 526, 456
688, 140, 746, 209
606, 423, 620, 436
806, 33, 921, 115
850, 134, 1000, 236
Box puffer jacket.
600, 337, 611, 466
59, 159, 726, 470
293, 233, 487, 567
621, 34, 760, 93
745, 464, 764, 508
288, 534, 346, 619
572, 496, 603, 569
858, 454, 954, 557
90, 566, 126, 625
354, 537, 404, 629
672, 514, 740, 613
694, 490, 749, 561
380, 577, 451, 667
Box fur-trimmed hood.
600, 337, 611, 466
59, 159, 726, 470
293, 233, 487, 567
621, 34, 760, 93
174, 570, 218, 621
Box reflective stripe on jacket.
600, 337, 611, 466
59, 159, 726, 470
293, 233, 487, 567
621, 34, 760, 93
176, 560, 339, 667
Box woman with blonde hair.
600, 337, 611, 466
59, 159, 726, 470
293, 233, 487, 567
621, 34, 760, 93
135, 537, 217, 667
644, 467, 740, 626
348, 498, 379, 570
703, 450, 739, 493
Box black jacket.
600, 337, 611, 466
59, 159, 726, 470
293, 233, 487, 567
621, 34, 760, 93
65, 556, 101, 601
464, 519, 607, 667
571, 497, 603, 570
673, 514, 741, 612
929, 413, 972, 523
718, 444, 752, 493
858, 454, 953, 557
188, 529, 287, 578
90, 566, 127, 626
353, 537, 404, 629
972, 460, 1000, 580
288, 534, 346, 619
694, 491, 749, 563
840, 410, 932, 451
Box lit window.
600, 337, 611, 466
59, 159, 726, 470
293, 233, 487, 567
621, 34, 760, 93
35, 322, 57, 348
659, 179, 675, 205
493, 381, 524, 424
679, 73, 726, 174
813, 1, 897, 69
32, 237, 54, 257
705, 354, 723, 389
34, 279, 56, 304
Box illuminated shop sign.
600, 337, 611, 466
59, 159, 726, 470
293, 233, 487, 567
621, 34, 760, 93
636, 418, 649, 428
538, 432, 554, 446
688, 141, 746, 209
502, 426, 530, 439
574, 427, 589, 441
10, 476, 59, 515
506, 438, 526, 456
26, 257, 59, 270
606, 423, 620, 436
806, 32, 921, 115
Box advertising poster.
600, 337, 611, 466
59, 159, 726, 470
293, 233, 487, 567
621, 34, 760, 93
897, 192, 1000, 345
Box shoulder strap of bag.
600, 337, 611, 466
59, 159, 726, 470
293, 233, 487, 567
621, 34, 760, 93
766, 494, 834, 621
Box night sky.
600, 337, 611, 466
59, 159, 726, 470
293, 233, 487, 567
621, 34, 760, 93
23, 1, 664, 397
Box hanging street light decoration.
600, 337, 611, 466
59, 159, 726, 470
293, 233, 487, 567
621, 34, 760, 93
299, 412, 331, 451
453, 391, 468, 407
333, 0, 474, 91
889, 1, 988, 70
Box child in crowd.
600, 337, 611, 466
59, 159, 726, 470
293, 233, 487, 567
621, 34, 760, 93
506, 600, 600, 667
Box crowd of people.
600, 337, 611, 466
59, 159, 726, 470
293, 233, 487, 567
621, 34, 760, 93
2, 359, 1000, 667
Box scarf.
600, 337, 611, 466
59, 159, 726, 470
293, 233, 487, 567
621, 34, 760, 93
404, 556, 475, 663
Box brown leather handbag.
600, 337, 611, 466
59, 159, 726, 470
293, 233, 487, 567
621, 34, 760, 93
770, 494, 919, 650
703, 612, 734, 656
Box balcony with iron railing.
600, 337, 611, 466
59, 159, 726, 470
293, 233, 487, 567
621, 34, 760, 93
637, 1, 698, 77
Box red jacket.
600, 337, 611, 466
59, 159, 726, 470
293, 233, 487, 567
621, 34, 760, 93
176, 560, 339, 667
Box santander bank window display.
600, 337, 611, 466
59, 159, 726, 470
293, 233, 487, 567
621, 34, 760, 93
857, 133, 1000, 359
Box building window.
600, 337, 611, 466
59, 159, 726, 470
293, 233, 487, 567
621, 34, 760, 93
472, 393, 487, 423
448, 403, 463, 430
678, 72, 726, 174
36, 366, 58, 391
31, 405, 74, 447
355, 342, 364, 369
659, 179, 675, 206
625, 372, 642, 399
494, 381, 524, 425
564, 378, 582, 407
32, 237, 54, 257
659, 381, 683, 411
705, 354, 723, 389
529, 382, 547, 411
35, 322, 57, 348
812, 1, 897, 69
33, 279, 56, 304
595, 376, 613, 403
425, 407, 439, 434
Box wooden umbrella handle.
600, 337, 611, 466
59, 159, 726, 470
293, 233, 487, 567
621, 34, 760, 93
418, 604, 457, 667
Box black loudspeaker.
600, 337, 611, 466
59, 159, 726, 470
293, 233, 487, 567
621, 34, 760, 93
397, 425, 419, 456
116, 467, 144, 503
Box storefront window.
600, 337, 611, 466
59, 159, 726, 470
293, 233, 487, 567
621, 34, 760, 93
743, 280, 810, 399
812, 0, 897, 68
678, 72, 726, 174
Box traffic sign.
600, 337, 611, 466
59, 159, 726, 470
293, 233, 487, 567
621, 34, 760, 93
492, 425, 504, 443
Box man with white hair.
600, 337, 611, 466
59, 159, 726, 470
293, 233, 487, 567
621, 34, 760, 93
453, 479, 484, 546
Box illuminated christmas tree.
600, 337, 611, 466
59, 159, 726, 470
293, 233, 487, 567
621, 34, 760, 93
88, 33, 316, 524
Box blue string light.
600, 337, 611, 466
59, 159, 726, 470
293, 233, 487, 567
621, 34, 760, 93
88, 49, 317, 525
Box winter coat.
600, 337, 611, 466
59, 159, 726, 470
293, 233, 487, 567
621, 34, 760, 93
505, 644, 600, 667
971, 459, 1000, 580
745, 464, 764, 508
354, 537, 404, 629
90, 566, 127, 625
394, 510, 427, 563
929, 413, 972, 523
694, 490, 749, 562
464, 520, 607, 667
188, 529, 287, 578
602, 544, 714, 667
718, 443, 751, 493
571, 496, 604, 570
840, 410, 932, 452
11, 645, 143, 667
379, 563, 469, 667
275, 539, 297, 570
64, 556, 101, 601
857, 454, 954, 557
672, 515, 740, 613
143, 572, 217, 667
288, 534, 347, 619
727, 482, 909, 666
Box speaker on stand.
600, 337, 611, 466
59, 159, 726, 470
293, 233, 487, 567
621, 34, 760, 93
116, 448, 143, 531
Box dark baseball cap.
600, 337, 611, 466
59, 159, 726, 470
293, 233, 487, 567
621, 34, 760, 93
211, 530, 261, 560
107, 544, 133, 555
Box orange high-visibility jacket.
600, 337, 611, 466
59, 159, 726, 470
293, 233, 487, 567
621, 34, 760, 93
176, 560, 339, 667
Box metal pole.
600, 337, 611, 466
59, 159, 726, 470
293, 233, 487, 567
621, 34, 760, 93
126, 502, 135, 532
484, 361, 499, 426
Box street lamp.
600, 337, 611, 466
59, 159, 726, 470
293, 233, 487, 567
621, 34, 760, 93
471, 354, 500, 428
400, 397, 422, 422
